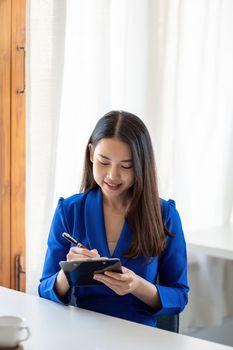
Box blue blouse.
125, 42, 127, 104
38, 187, 189, 327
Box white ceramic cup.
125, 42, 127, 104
0, 315, 30, 348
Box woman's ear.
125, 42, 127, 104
88, 144, 94, 162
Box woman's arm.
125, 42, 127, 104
93, 266, 161, 310
131, 274, 161, 309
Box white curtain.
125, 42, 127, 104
27, 0, 233, 332
26, 0, 67, 294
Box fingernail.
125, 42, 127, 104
94, 275, 101, 280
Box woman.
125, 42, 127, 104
38, 110, 189, 327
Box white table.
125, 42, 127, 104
0, 287, 232, 350
185, 224, 233, 260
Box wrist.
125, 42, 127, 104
132, 274, 145, 294
55, 269, 70, 298
132, 275, 161, 309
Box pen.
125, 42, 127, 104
62, 232, 88, 249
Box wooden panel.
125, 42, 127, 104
11, 0, 26, 291
0, 0, 11, 287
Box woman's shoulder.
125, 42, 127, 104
160, 198, 178, 223
57, 192, 85, 207
160, 198, 176, 211
160, 198, 184, 238
58, 188, 98, 211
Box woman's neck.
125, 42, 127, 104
103, 195, 127, 215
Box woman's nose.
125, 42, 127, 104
108, 165, 119, 180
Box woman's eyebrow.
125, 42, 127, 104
98, 153, 132, 163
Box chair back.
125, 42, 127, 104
156, 314, 179, 333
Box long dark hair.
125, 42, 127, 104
80, 110, 171, 258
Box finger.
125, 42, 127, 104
70, 247, 100, 258
66, 252, 88, 261
94, 274, 128, 289
66, 250, 100, 261
103, 271, 129, 281
91, 249, 99, 254
93, 274, 118, 289
121, 266, 130, 273
93, 275, 130, 295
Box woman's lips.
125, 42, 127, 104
104, 182, 121, 191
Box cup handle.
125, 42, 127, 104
19, 326, 30, 343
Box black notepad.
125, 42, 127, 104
59, 258, 122, 286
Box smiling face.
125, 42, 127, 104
89, 138, 134, 204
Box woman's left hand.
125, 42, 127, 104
93, 266, 140, 295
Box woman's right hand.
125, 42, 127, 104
66, 246, 100, 261
55, 247, 100, 299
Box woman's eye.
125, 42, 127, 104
99, 161, 109, 166
122, 165, 132, 169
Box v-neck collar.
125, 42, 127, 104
84, 187, 131, 265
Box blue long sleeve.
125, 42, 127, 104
153, 199, 189, 316
38, 198, 71, 304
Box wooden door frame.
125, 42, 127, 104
0, 0, 11, 288
0, 0, 26, 291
